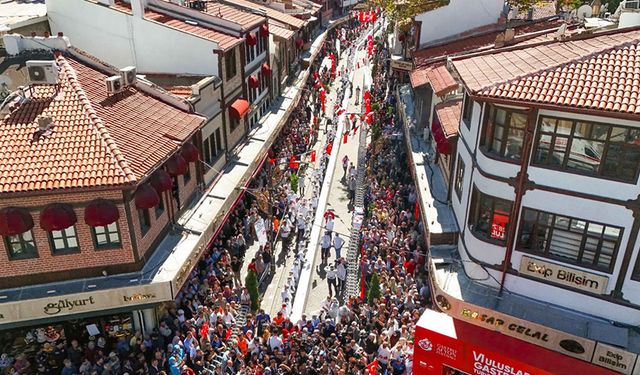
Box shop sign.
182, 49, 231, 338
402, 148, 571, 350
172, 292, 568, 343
44, 297, 96, 315
592, 343, 637, 375
491, 210, 509, 240
391, 60, 413, 71
519, 256, 609, 294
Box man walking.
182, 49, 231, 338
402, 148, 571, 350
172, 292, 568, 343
342, 155, 349, 178
336, 258, 347, 293
321, 231, 332, 262
325, 264, 338, 297
333, 233, 345, 260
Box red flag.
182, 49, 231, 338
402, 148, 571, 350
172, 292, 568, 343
359, 244, 366, 300
325, 143, 333, 155
349, 113, 355, 120
337, 108, 346, 116
366, 359, 378, 375
414, 200, 420, 220
200, 321, 209, 339
353, 125, 359, 134
269, 158, 276, 165
343, 132, 348, 144
289, 155, 297, 170
310, 150, 316, 162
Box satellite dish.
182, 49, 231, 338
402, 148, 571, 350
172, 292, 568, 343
577, 4, 593, 20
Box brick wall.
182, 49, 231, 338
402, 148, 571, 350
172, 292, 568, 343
0, 189, 136, 281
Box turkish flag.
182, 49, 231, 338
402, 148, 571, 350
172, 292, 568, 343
366, 360, 378, 375
343, 132, 348, 144
349, 113, 355, 120
325, 143, 333, 155
310, 150, 316, 162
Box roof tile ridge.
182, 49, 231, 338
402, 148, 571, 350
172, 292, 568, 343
472, 34, 640, 95
54, 54, 138, 184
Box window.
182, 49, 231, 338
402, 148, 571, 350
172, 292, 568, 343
462, 93, 473, 128
92, 223, 121, 249
468, 186, 513, 244
480, 104, 527, 161
50, 226, 79, 254
533, 116, 640, 183
454, 157, 465, 200
155, 193, 165, 218
225, 50, 237, 80
138, 209, 151, 236
183, 164, 191, 184
246, 41, 255, 64
4, 230, 37, 259
215, 128, 222, 154
518, 208, 621, 272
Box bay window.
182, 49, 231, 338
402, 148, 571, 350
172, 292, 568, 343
517, 207, 621, 272
468, 186, 513, 244
480, 104, 527, 161
533, 116, 640, 183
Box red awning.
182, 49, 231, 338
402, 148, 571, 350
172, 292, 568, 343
261, 63, 272, 76
150, 169, 173, 192
84, 199, 120, 227
0, 207, 34, 236
181, 142, 199, 163
134, 184, 160, 209
432, 118, 452, 155
295, 38, 304, 49
260, 23, 269, 38
166, 154, 188, 176
229, 98, 250, 119
248, 75, 259, 89
246, 32, 257, 46
40, 203, 77, 231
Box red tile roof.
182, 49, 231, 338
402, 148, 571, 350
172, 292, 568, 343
231, 0, 305, 29
413, 19, 564, 67
0, 54, 205, 194
161, 85, 193, 98
269, 21, 296, 40
203, 2, 265, 30
145, 9, 243, 51
425, 63, 458, 96
434, 99, 462, 138
452, 29, 640, 115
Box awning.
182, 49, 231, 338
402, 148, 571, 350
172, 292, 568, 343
229, 98, 249, 119
426, 63, 459, 96
0, 207, 34, 236
84, 199, 120, 227
166, 154, 188, 176
432, 117, 452, 155
246, 32, 257, 46
261, 63, 272, 76
248, 75, 259, 89
181, 143, 199, 163
260, 23, 269, 38
295, 38, 304, 49
40, 203, 77, 231
134, 184, 160, 209
150, 169, 173, 192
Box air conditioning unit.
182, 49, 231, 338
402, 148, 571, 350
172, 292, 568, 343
120, 66, 137, 86
26, 61, 59, 85
106, 76, 124, 94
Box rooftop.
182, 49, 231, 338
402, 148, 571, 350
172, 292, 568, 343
452, 27, 640, 115
434, 99, 462, 138
430, 245, 640, 354
145, 8, 244, 51
0, 0, 47, 31
269, 20, 296, 40
228, 0, 305, 29
423, 63, 458, 95
202, 1, 265, 30
0, 51, 204, 194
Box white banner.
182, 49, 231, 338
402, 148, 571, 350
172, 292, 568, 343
255, 218, 268, 246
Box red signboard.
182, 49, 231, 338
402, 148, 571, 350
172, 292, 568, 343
491, 210, 509, 240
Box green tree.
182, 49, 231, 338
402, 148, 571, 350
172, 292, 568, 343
290, 172, 299, 193
245, 270, 260, 311
367, 273, 382, 305
370, 0, 449, 25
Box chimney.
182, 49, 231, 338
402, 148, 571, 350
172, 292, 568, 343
130, 0, 148, 18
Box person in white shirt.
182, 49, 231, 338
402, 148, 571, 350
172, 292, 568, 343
325, 216, 334, 234
320, 232, 332, 262
336, 259, 347, 292
267, 332, 283, 352
296, 215, 306, 244
332, 233, 345, 259
377, 341, 391, 367
325, 264, 338, 297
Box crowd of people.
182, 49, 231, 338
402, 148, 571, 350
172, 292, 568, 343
0, 11, 434, 375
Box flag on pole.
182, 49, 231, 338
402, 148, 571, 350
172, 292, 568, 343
343, 132, 349, 144
366, 359, 378, 375
325, 143, 333, 155
310, 150, 316, 162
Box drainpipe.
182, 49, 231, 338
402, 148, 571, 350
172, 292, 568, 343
499, 107, 537, 294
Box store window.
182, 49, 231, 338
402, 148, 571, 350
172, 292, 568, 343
225, 50, 237, 81
468, 186, 513, 244
454, 157, 465, 200
138, 209, 151, 236
462, 93, 473, 129
518, 207, 620, 272
532, 116, 640, 183
480, 104, 527, 161
4, 230, 37, 260
50, 226, 80, 254
92, 223, 121, 249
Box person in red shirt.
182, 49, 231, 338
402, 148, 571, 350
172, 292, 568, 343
404, 258, 416, 275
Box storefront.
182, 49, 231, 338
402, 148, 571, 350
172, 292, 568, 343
415, 309, 627, 375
